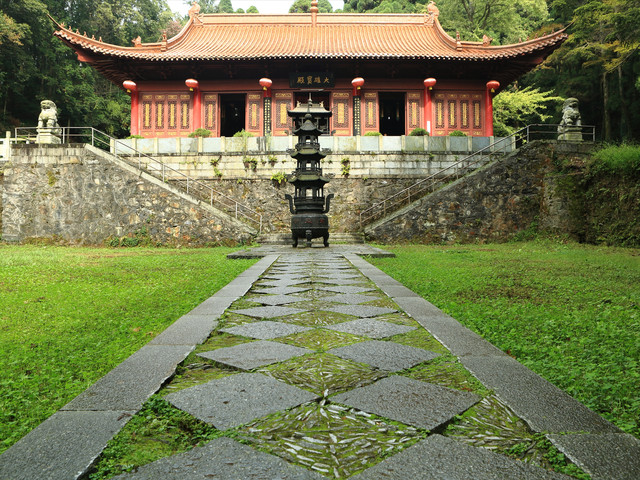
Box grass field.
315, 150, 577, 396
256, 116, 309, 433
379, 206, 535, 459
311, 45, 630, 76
369, 241, 640, 438
0, 245, 256, 455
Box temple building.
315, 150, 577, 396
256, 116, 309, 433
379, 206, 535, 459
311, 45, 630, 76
53, 2, 567, 138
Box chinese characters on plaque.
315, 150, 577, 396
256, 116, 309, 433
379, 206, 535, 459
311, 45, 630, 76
290, 72, 335, 88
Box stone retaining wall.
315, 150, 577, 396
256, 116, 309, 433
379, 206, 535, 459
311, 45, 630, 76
365, 141, 596, 243
1, 145, 255, 245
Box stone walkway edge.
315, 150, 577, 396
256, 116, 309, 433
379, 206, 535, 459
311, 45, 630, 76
0, 245, 638, 480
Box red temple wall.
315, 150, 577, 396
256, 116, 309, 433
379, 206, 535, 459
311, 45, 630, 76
131, 79, 488, 138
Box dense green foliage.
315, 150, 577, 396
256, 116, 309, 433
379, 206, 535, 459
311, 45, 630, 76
493, 86, 564, 135
0, 245, 256, 454
289, 0, 333, 13
370, 241, 640, 437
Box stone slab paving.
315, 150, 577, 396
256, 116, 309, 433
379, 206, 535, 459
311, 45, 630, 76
165, 373, 319, 429
350, 434, 572, 480
0, 411, 132, 480
231, 305, 309, 318
332, 376, 480, 430
250, 293, 308, 305
62, 344, 193, 412
320, 293, 381, 304
319, 285, 377, 294
112, 436, 326, 480
221, 320, 311, 339
325, 318, 416, 339
198, 339, 312, 370
252, 285, 311, 295
328, 340, 438, 371
461, 355, 620, 434
323, 303, 397, 317
148, 314, 218, 345
547, 433, 640, 480
4, 245, 638, 480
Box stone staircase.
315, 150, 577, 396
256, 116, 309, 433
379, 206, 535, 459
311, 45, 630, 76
256, 232, 365, 245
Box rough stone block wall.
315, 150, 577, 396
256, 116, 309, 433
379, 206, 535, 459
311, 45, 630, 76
1, 145, 255, 246
192, 177, 421, 234
365, 141, 596, 244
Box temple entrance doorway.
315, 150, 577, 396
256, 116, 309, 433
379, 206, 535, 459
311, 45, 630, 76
220, 94, 246, 137
379, 92, 405, 136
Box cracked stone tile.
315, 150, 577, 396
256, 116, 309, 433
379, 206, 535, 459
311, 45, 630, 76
332, 376, 480, 430
323, 304, 397, 318
321, 293, 381, 305
249, 294, 308, 306
328, 340, 438, 371
165, 373, 318, 429
251, 286, 311, 295
325, 318, 416, 339
198, 340, 312, 370
231, 306, 308, 319
221, 321, 311, 340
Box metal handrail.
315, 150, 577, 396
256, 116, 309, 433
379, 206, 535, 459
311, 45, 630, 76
14, 127, 263, 233
359, 124, 596, 229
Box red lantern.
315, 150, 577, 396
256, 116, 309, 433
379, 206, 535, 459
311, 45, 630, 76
185, 78, 199, 91
486, 80, 500, 93
423, 78, 437, 90
123, 80, 137, 93
351, 77, 365, 89
259, 78, 273, 90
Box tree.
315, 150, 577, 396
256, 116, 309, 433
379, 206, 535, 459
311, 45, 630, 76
246, 5, 259, 13
289, 0, 333, 13
529, 0, 640, 140
432, 0, 550, 45
492, 86, 564, 135
218, 0, 234, 13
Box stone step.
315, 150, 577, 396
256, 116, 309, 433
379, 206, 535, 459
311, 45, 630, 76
256, 232, 365, 245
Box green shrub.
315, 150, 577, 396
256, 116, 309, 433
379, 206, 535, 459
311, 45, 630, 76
126, 134, 144, 139
589, 144, 640, 176
409, 128, 429, 136
233, 129, 254, 138
449, 130, 467, 136
271, 171, 287, 185
340, 157, 351, 176
188, 128, 211, 138
243, 157, 258, 171
364, 131, 382, 136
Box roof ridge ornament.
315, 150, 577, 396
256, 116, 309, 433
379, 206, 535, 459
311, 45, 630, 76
311, 0, 318, 26
188, 1, 203, 26
425, 1, 439, 27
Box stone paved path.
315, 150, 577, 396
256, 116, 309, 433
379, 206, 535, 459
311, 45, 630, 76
1, 245, 639, 480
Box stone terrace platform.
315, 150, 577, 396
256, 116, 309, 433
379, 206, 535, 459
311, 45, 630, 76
1, 245, 638, 479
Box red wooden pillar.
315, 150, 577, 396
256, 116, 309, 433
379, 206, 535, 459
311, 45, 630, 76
123, 80, 139, 136
423, 78, 436, 134
485, 80, 500, 136
186, 78, 201, 131
259, 78, 273, 136
352, 77, 364, 135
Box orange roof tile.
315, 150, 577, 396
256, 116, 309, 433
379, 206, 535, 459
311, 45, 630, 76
54, 13, 567, 63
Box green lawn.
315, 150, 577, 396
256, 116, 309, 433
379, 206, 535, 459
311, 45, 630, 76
369, 241, 640, 438
0, 245, 256, 454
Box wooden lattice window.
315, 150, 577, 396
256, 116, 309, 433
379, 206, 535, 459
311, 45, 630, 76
407, 92, 421, 130
364, 92, 377, 129
204, 94, 218, 132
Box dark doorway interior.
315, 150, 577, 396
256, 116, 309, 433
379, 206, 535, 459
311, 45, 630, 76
220, 94, 246, 137
379, 92, 406, 136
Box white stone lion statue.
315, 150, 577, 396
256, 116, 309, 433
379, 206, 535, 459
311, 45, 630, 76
557, 97, 582, 141
38, 100, 60, 129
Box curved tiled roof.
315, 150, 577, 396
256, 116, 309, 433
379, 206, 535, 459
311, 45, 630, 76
54, 13, 567, 63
